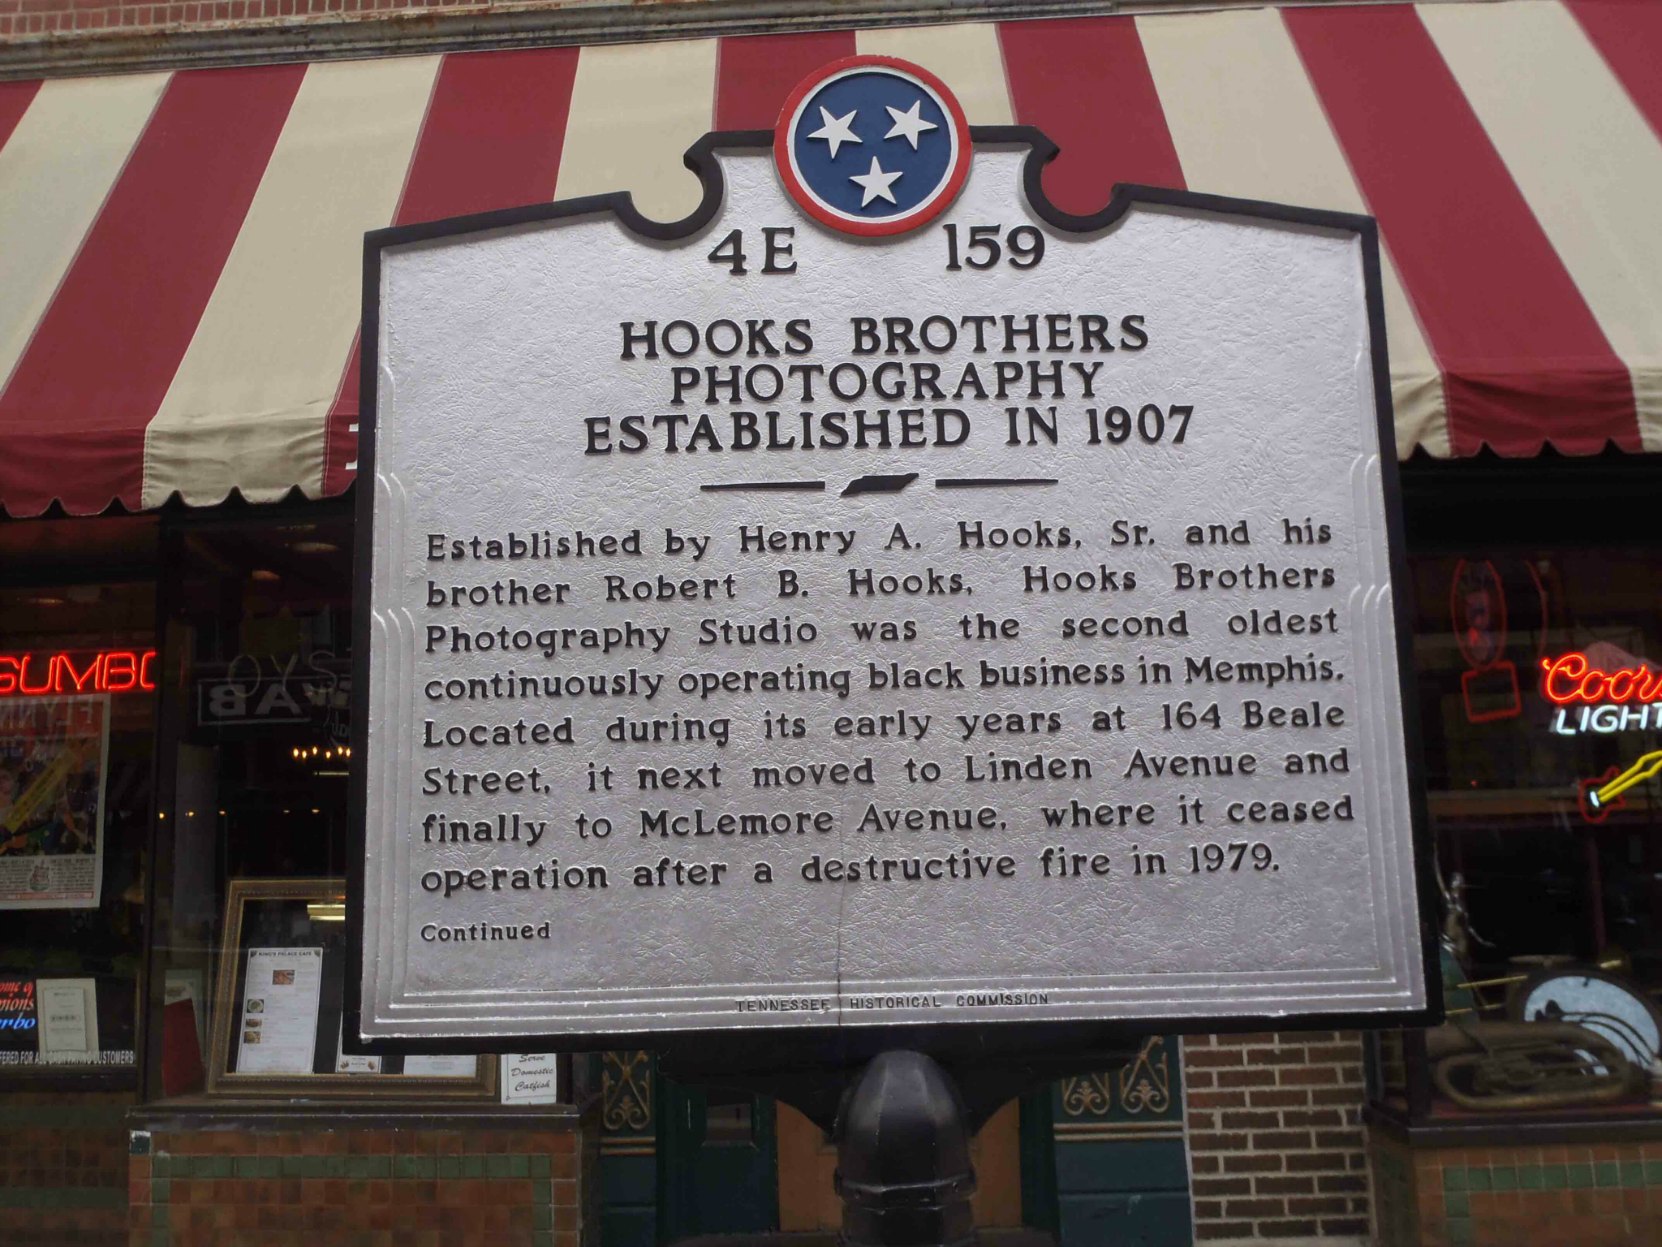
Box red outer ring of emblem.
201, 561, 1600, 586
773, 55, 972, 238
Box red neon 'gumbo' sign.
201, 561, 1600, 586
0, 649, 157, 698
1540, 652, 1662, 707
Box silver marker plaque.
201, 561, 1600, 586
352, 76, 1429, 1045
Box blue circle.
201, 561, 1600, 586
789, 70, 954, 220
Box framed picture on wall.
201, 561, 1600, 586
207, 878, 493, 1099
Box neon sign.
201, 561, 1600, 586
1450, 559, 1522, 724
1581, 750, 1662, 823
1541, 652, 1662, 706
0, 649, 156, 698
1542, 650, 1662, 737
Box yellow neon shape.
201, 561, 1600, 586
1593, 750, 1662, 809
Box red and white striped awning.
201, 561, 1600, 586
1, 0, 1659, 517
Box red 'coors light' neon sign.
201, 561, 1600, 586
1540, 651, 1662, 706
0, 649, 157, 698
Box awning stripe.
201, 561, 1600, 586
556, 38, 717, 224
0, 80, 38, 151
1286, 3, 1638, 458
857, 22, 1013, 126
1135, 7, 1447, 460
0, 74, 167, 419
999, 16, 1185, 216
716, 32, 855, 131
321, 46, 580, 498
0, 68, 293, 517
141, 56, 439, 509
1421, 2, 1662, 452
1567, 1, 1662, 144
1, 2, 1659, 518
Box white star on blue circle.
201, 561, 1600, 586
789, 69, 955, 221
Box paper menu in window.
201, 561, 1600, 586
235, 948, 322, 1075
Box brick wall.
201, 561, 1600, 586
1183, 1031, 1371, 1242
1373, 1130, 1662, 1247
129, 1120, 595, 1247
0, 1090, 132, 1247
0, 0, 607, 43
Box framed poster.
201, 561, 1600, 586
0, 695, 109, 909
351, 56, 1435, 1053
208, 879, 493, 1098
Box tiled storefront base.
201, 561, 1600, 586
1371, 1122, 1662, 1246
0, 1090, 133, 1247
129, 1115, 597, 1247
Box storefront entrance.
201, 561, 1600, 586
600, 1048, 1188, 1245
659, 1076, 780, 1238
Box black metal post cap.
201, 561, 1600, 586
834, 1050, 977, 1247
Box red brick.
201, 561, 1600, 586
1190, 1132, 1249, 1152
1250, 1129, 1317, 1151
1286, 1152, 1353, 1173
1215, 1068, 1275, 1088
1221, 1197, 1287, 1218
1221, 1153, 1282, 1174
1247, 1087, 1310, 1108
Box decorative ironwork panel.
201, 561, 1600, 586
602, 1050, 653, 1133
1055, 1036, 1183, 1129
1118, 1035, 1173, 1116
1060, 1071, 1113, 1117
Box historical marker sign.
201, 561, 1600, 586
351, 58, 1432, 1047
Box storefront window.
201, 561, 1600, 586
1384, 461, 1662, 1118
145, 510, 356, 1098
0, 515, 158, 1076
142, 507, 497, 1100
1421, 547, 1662, 958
